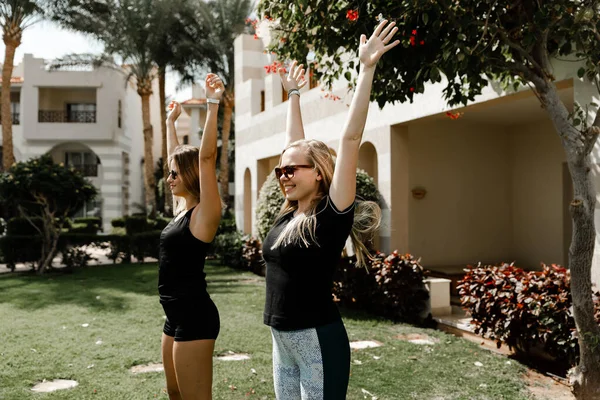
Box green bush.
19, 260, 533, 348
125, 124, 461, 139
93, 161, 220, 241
0, 218, 5, 235
256, 168, 381, 240
69, 223, 98, 234
73, 217, 101, 227
111, 218, 126, 228
242, 236, 265, 276
213, 231, 244, 269
71, 217, 102, 233
6, 217, 44, 235
0, 235, 43, 268
106, 235, 131, 264
333, 251, 431, 325
152, 217, 170, 231
459, 263, 600, 369
61, 247, 98, 270
125, 216, 151, 235
129, 230, 161, 262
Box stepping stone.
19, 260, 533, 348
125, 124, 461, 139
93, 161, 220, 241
130, 363, 164, 374
31, 379, 78, 393
349, 340, 383, 350
396, 333, 439, 346
216, 352, 251, 361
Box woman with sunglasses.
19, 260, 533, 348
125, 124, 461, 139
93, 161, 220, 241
262, 20, 399, 399
158, 73, 224, 400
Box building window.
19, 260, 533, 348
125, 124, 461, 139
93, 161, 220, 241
74, 198, 102, 219
10, 102, 19, 125
260, 90, 265, 112
66, 103, 97, 123
118, 100, 122, 128
65, 151, 98, 177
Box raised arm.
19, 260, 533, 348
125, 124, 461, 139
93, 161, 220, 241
279, 60, 307, 147
329, 20, 399, 210
189, 73, 224, 243
166, 101, 181, 158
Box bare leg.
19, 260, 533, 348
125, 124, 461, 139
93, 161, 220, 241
161, 334, 182, 400
173, 339, 215, 400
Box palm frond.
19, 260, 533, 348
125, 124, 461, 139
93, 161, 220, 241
46, 53, 118, 71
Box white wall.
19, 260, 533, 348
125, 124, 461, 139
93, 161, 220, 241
408, 120, 513, 266
510, 119, 566, 268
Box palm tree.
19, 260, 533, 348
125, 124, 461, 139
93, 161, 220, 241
149, 0, 216, 216
0, 0, 42, 171
50, 0, 216, 217
197, 0, 254, 205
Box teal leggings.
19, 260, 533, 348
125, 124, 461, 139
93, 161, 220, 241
271, 319, 350, 399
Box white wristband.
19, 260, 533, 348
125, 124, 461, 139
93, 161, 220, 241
206, 98, 220, 105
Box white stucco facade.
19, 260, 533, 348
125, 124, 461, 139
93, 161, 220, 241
1, 54, 164, 232
234, 34, 600, 285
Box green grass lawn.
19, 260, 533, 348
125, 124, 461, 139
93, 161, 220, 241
0, 262, 531, 400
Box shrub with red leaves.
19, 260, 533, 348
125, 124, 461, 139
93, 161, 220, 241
458, 263, 600, 367
242, 236, 265, 276
333, 251, 431, 325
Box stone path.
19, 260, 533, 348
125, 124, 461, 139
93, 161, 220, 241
31, 379, 78, 393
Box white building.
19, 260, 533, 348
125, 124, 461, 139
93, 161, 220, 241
234, 34, 600, 284
1, 54, 172, 232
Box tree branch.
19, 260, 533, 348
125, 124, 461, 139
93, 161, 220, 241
532, 29, 553, 78
470, 1, 498, 54
497, 30, 546, 78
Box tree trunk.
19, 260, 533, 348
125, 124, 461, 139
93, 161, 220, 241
36, 211, 60, 275
1, 31, 20, 171
158, 68, 172, 216
538, 81, 600, 399
139, 84, 156, 218
219, 91, 233, 206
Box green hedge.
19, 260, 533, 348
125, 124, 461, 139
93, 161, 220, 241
0, 231, 162, 267
6, 217, 44, 235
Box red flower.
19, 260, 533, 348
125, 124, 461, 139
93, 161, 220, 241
253, 34, 259, 40
409, 87, 415, 92
410, 36, 416, 46
446, 111, 463, 120
346, 9, 359, 21
412, 29, 417, 35
420, 40, 425, 45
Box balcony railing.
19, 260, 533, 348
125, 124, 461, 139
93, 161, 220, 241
70, 163, 99, 177
0, 112, 20, 125
39, 110, 96, 123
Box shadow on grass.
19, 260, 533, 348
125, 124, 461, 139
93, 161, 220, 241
0, 261, 251, 312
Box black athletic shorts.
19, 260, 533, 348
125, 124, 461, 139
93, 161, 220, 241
161, 296, 220, 342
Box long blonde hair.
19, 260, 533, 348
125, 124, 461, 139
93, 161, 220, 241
271, 139, 381, 267
169, 145, 200, 216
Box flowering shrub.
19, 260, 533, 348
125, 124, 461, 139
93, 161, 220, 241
334, 251, 430, 324
458, 263, 600, 367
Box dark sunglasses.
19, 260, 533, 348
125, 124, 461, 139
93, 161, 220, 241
274, 165, 313, 179
167, 170, 178, 179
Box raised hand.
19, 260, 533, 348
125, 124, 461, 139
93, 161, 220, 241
167, 101, 181, 122
359, 20, 400, 68
206, 73, 225, 100
279, 60, 307, 92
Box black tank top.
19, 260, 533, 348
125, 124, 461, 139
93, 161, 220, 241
158, 206, 211, 303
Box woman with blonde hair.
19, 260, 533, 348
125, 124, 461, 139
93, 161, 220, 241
158, 73, 224, 400
262, 20, 399, 399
